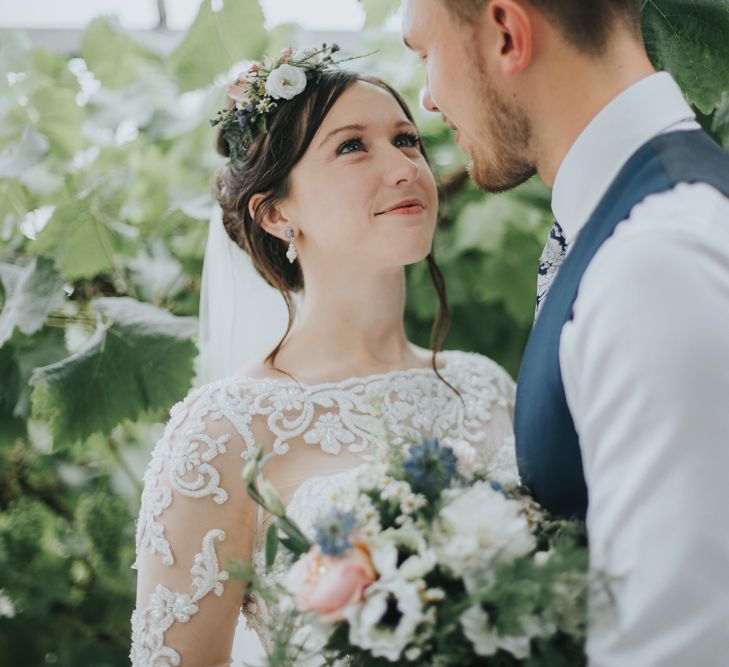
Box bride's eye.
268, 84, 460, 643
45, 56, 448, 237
394, 132, 421, 150
336, 137, 364, 155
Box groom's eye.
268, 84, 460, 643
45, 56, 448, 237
336, 137, 364, 155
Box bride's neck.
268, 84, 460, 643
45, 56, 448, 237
275, 267, 423, 379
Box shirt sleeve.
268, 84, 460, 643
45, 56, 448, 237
130, 384, 259, 667
560, 184, 729, 666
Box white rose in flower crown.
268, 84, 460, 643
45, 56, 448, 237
432, 482, 535, 575
264, 64, 307, 100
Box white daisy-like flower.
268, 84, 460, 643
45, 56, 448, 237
256, 97, 275, 114
369, 526, 436, 581
345, 576, 423, 661
400, 492, 427, 515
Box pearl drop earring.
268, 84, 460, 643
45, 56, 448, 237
285, 227, 297, 263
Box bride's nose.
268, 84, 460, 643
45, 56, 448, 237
382, 146, 420, 187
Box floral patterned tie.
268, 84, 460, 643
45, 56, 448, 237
535, 220, 568, 318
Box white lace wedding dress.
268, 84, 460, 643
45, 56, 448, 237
130, 350, 518, 666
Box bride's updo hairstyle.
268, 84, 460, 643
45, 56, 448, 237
214, 69, 451, 377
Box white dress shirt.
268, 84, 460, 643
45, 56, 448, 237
553, 72, 729, 666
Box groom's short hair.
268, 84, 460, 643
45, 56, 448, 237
444, 0, 642, 54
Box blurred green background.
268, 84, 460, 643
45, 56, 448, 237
0, 0, 728, 664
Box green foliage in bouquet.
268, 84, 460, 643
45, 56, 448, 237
0, 0, 727, 663
238, 438, 589, 666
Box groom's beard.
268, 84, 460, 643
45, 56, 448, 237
467, 78, 536, 193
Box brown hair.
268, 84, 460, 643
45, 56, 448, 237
214, 70, 452, 384
444, 0, 641, 54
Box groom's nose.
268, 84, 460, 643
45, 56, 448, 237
420, 84, 439, 113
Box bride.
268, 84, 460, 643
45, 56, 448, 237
130, 47, 518, 666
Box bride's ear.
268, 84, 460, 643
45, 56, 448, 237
249, 192, 292, 242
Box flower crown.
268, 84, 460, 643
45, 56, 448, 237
211, 43, 344, 161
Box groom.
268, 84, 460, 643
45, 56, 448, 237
402, 0, 729, 664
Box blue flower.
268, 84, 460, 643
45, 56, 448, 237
245, 103, 254, 113
402, 437, 459, 499
314, 509, 357, 557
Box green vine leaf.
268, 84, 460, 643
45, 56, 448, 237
29, 297, 198, 445
31, 190, 136, 281
80, 17, 162, 90
0, 257, 66, 348
642, 0, 729, 114
168, 0, 267, 92
0, 125, 49, 180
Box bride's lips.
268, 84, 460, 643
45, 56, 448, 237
375, 198, 425, 216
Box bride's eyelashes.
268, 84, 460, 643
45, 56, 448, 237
335, 131, 422, 156
336, 136, 364, 155
394, 131, 422, 149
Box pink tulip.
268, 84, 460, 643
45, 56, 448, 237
279, 47, 293, 62
291, 543, 376, 623
248, 63, 260, 73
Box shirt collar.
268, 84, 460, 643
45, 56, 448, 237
551, 72, 696, 241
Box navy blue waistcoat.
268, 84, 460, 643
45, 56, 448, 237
514, 129, 729, 520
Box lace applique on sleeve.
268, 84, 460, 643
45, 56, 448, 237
131, 380, 258, 666
134, 385, 234, 568
130, 529, 229, 666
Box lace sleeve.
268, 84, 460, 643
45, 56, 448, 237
130, 384, 257, 667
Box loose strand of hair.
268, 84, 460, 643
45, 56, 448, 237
425, 253, 463, 401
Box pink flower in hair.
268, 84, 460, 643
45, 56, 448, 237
226, 84, 249, 105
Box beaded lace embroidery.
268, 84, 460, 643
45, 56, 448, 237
131, 350, 516, 664
131, 529, 229, 666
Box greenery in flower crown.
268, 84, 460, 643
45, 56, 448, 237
210, 43, 346, 161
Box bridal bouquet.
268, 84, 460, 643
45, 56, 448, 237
238, 439, 588, 666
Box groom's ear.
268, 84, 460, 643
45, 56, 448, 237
249, 192, 292, 242
486, 0, 533, 76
